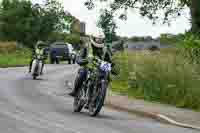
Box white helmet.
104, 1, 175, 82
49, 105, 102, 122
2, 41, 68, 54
90, 35, 104, 48
36, 41, 46, 49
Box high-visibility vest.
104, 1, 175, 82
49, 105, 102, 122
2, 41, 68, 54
35, 49, 44, 55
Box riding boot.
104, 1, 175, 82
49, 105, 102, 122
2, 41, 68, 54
40, 63, 44, 75
29, 60, 33, 73
69, 68, 87, 97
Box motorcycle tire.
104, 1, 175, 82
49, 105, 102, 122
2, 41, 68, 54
89, 80, 107, 117
73, 76, 84, 112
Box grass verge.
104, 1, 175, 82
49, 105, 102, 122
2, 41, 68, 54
112, 49, 200, 111
0, 48, 31, 67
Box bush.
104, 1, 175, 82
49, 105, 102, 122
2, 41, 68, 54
148, 45, 160, 51
178, 33, 200, 64
47, 32, 80, 49
65, 34, 80, 45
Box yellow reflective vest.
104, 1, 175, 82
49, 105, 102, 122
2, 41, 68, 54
35, 48, 44, 55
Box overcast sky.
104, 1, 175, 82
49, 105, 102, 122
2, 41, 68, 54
33, 0, 191, 38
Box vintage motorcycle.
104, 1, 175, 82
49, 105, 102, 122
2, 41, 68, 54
31, 54, 43, 80
73, 58, 112, 116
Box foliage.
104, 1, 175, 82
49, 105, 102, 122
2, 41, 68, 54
177, 33, 200, 64
181, 33, 200, 48
47, 32, 80, 49
0, 0, 72, 48
85, 0, 188, 23
65, 34, 81, 47
97, 9, 118, 43
112, 40, 125, 51
159, 33, 185, 45
84, 0, 200, 34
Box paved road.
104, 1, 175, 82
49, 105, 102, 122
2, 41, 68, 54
0, 64, 198, 133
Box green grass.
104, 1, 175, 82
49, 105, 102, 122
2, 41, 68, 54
0, 48, 31, 67
111, 51, 129, 95
112, 49, 200, 111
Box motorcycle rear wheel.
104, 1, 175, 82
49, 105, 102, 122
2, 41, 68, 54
73, 87, 84, 112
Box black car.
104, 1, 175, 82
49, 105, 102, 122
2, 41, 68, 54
49, 42, 71, 64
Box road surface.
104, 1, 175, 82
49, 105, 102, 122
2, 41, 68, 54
0, 64, 198, 133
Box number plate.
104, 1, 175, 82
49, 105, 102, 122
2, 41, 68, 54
100, 62, 111, 72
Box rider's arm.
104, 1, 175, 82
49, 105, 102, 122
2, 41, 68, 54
42, 48, 48, 60
77, 48, 89, 66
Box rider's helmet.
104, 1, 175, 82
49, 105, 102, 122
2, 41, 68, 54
89, 35, 105, 59
36, 41, 46, 49
90, 35, 104, 48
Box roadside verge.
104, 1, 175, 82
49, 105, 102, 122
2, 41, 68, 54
105, 92, 200, 131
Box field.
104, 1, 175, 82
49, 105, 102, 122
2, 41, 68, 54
112, 49, 200, 110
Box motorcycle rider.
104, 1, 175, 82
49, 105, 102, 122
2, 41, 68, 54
69, 35, 115, 97
29, 41, 48, 74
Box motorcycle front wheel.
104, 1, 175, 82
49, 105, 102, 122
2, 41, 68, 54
89, 80, 107, 117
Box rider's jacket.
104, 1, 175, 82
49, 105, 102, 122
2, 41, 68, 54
77, 40, 112, 67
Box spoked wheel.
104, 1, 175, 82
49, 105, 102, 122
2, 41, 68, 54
73, 87, 84, 112
89, 80, 107, 117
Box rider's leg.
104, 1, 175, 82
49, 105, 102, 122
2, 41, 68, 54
40, 61, 44, 75
29, 59, 33, 72
69, 67, 87, 97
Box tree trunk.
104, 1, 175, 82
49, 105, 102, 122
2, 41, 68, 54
190, 0, 200, 33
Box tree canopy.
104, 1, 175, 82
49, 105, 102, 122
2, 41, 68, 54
85, 0, 200, 34
0, 0, 73, 48
97, 9, 118, 43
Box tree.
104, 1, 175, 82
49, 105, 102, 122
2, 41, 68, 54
0, 0, 34, 43
0, 0, 72, 48
97, 9, 118, 43
47, 32, 81, 49
84, 0, 200, 34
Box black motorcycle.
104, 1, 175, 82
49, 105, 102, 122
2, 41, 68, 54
73, 58, 112, 116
